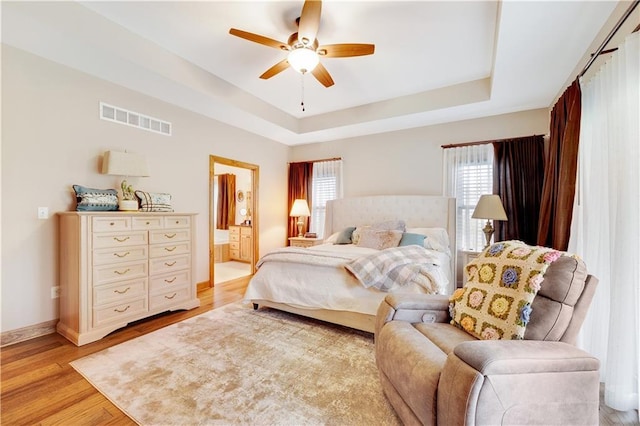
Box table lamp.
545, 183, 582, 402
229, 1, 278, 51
472, 194, 508, 249
290, 199, 311, 237
102, 150, 150, 211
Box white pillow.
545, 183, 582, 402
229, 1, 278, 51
324, 231, 340, 244
406, 227, 451, 254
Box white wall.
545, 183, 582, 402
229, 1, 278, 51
290, 109, 550, 196
1, 46, 289, 332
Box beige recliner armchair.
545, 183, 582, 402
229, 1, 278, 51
375, 255, 600, 425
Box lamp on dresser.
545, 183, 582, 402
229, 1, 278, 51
472, 194, 508, 248
102, 150, 150, 211
290, 199, 311, 237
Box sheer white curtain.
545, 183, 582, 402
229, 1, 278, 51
569, 32, 639, 412
310, 159, 343, 238
442, 144, 494, 252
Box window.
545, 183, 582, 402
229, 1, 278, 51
443, 144, 494, 252
310, 160, 343, 238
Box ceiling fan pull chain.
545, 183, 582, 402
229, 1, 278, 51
300, 74, 306, 112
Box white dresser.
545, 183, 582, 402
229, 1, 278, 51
57, 212, 200, 345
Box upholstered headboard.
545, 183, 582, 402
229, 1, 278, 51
324, 195, 457, 278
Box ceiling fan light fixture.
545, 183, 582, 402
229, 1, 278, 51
287, 47, 319, 74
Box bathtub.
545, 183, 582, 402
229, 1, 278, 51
214, 229, 230, 263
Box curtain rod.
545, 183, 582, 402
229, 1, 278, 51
441, 134, 544, 149
289, 157, 342, 165
579, 0, 639, 78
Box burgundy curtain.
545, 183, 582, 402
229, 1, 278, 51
537, 79, 582, 250
216, 174, 236, 230
493, 135, 545, 245
287, 162, 313, 238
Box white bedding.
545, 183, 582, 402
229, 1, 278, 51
244, 243, 450, 316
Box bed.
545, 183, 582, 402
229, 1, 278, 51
244, 195, 456, 332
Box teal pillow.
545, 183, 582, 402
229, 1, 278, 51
399, 232, 426, 247
73, 185, 118, 211
335, 227, 357, 244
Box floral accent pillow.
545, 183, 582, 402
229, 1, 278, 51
450, 240, 563, 340
355, 229, 403, 250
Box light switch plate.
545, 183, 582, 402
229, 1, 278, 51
38, 207, 49, 219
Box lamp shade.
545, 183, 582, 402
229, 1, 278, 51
290, 199, 311, 217
102, 150, 150, 177
472, 195, 508, 221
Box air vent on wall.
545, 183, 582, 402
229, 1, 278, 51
100, 102, 172, 136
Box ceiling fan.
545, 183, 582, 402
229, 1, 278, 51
229, 0, 375, 88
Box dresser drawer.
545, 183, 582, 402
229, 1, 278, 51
149, 242, 190, 258
93, 261, 148, 286
149, 286, 190, 310
93, 232, 148, 249
92, 217, 131, 232
149, 254, 190, 275
149, 270, 191, 292
92, 245, 148, 266
132, 217, 164, 230
229, 233, 240, 242
93, 278, 147, 306
164, 216, 190, 228
149, 229, 190, 244
230, 249, 240, 259
93, 297, 148, 327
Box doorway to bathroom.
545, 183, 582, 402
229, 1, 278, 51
209, 155, 259, 286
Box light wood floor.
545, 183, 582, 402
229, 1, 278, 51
2, 276, 638, 425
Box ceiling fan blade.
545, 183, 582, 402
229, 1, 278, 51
298, 0, 322, 45
260, 59, 291, 80
317, 43, 375, 58
311, 62, 334, 87
229, 28, 289, 50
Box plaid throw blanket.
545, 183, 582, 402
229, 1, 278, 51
344, 246, 442, 293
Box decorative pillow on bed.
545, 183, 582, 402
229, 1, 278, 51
406, 227, 450, 254
399, 232, 427, 247
356, 229, 403, 250
353, 220, 406, 245
334, 226, 356, 244
135, 190, 174, 212
73, 185, 118, 211
449, 240, 563, 340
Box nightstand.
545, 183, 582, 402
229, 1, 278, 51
288, 237, 323, 248
461, 250, 481, 285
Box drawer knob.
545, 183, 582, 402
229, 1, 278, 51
165, 293, 177, 300
114, 305, 130, 313
175, 220, 179, 224
165, 261, 177, 267
164, 247, 177, 252
114, 251, 130, 258
114, 287, 131, 294
165, 233, 176, 239
146, 221, 150, 225
113, 236, 130, 243
164, 277, 177, 283
110, 222, 115, 226
114, 268, 130, 275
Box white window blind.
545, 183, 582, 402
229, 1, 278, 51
310, 159, 343, 238
443, 144, 494, 252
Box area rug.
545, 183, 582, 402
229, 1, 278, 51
70, 302, 401, 425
